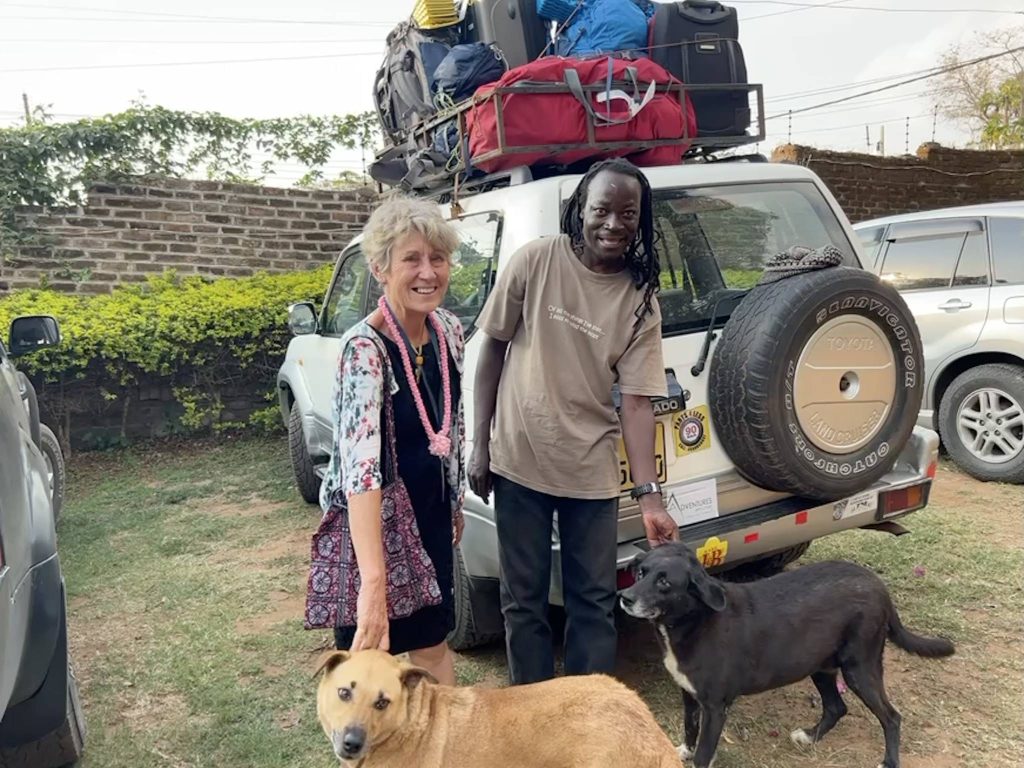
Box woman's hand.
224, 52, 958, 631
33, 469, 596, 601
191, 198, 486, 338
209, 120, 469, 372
453, 513, 465, 546
351, 578, 389, 652
468, 442, 493, 503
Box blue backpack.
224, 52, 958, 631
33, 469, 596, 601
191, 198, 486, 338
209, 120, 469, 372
554, 0, 652, 57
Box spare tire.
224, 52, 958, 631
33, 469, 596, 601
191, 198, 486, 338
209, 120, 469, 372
709, 266, 923, 500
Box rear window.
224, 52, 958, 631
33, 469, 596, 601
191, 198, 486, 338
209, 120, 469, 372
653, 182, 857, 335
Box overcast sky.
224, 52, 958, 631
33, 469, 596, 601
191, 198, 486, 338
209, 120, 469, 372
2, 0, 1022, 185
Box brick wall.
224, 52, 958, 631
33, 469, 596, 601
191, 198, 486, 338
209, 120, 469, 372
1, 178, 377, 294
771, 143, 1024, 223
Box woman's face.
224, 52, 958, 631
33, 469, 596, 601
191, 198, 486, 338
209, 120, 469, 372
380, 231, 451, 318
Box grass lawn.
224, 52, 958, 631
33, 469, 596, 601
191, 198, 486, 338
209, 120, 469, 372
60, 435, 1023, 768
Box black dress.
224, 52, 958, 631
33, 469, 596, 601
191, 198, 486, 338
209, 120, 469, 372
334, 330, 460, 654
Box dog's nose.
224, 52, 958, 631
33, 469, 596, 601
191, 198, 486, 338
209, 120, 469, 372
341, 726, 366, 757
619, 593, 635, 609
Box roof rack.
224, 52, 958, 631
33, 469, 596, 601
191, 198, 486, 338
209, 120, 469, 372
373, 81, 766, 203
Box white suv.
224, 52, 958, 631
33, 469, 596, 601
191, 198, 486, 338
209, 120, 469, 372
855, 202, 1024, 484
279, 160, 939, 649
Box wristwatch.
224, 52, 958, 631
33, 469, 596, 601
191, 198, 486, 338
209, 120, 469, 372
630, 481, 663, 500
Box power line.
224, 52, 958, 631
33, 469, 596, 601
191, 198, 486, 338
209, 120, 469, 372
0, 51, 383, 73
767, 64, 945, 103
766, 44, 1024, 120
0, 3, 396, 25
737, 0, 1020, 13
0, 38, 383, 45
745, 0, 854, 21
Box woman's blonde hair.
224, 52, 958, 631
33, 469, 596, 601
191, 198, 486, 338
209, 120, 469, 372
361, 197, 461, 280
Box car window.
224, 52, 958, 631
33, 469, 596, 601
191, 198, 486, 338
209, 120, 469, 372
952, 232, 990, 287
856, 225, 886, 267
367, 211, 503, 337
989, 217, 1024, 285
653, 181, 857, 335
322, 249, 370, 337
879, 233, 964, 291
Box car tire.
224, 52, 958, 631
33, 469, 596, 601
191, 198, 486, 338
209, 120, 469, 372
447, 547, 502, 652
39, 424, 66, 523
723, 542, 811, 582
288, 401, 322, 505
0, 663, 86, 768
709, 267, 924, 500
937, 363, 1024, 484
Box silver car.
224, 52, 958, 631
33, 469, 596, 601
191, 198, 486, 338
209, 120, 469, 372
855, 202, 1024, 484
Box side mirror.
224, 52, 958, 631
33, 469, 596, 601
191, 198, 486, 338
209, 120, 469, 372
287, 302, 318, 336
9, 315, 61, 358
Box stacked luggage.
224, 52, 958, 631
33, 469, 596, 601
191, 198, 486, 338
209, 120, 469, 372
370, 1, 762, 193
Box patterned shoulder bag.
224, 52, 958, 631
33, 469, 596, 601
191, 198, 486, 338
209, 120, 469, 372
304, 338, 442, 630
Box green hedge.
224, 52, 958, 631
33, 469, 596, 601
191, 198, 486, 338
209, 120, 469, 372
0, 267, 332, 447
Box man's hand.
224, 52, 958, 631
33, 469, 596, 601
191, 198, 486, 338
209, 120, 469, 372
639, 494, 679, 547
468, 443, 493, 503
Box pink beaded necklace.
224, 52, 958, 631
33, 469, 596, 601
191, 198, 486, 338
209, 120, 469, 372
378, 296, 452, 458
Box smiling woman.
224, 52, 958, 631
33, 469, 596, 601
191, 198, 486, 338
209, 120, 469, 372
305, 197, 467, 688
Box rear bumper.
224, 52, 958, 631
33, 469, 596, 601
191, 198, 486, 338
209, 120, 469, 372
548, 426, 941, 604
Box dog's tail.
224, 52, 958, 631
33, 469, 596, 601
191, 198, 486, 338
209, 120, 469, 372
887, 607, 955, 658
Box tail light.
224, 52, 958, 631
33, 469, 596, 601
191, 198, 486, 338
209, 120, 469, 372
926, 460, 938, 479
878, 483, 928, 518
616, 568, 635, 591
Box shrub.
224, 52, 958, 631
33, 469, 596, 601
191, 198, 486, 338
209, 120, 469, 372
0, 266, 332, 449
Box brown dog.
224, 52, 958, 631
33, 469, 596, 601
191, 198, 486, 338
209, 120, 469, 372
315, 649, 679, 767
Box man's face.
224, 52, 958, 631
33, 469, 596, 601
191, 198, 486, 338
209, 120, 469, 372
580, 170, 642, 267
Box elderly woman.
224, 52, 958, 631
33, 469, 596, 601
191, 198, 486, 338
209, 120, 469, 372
316, 197, 465, 685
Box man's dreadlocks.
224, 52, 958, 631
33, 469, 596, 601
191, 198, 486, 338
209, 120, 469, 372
559, 158, 660, 331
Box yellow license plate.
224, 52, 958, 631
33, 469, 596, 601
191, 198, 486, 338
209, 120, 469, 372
618, 421, 668, 492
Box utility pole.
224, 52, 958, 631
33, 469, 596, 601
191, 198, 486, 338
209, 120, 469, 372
787, 110, 792, 144
878, 124, 886, 155
22, 93, 31, 125
931, 105, 938, 142
905, 116, 910, 154
865, 125, 871, 151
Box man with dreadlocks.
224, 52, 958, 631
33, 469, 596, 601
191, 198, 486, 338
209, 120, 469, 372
469, 158, 678, 685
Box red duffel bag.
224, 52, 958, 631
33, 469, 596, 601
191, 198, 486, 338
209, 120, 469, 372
465, 55, 697, 173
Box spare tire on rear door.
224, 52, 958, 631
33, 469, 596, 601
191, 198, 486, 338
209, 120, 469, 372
709, 266, 923, 501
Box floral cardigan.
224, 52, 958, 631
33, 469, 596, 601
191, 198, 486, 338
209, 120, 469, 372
318, 308, 466, 530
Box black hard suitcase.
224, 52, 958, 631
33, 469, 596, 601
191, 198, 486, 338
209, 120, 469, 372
650, 1, 750, 138
464, 0, 551, 70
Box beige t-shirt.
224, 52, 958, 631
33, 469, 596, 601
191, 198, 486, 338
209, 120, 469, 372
476, 234, 667, 499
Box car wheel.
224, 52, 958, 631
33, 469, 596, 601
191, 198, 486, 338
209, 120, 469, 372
938, 363, 1024, 484
39, 424, 66, 523
447, 547, 502, 652
709, 267, 924, 500
288, 401, 322, 505
722, 542, 811, 582
0, 663, 86, 768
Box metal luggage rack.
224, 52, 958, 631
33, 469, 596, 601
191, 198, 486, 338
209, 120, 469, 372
378, 80, 765, 187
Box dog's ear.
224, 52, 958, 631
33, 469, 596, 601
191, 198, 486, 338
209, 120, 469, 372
629, 550, 648, 575
689, 572, 727, 612
312, 650, 350, 678
398, 663, 439, 690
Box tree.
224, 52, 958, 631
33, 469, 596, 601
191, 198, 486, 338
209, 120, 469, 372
931, 25, 1024, 149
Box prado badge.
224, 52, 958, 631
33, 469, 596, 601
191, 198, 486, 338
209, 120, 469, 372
673, 405, 711, 456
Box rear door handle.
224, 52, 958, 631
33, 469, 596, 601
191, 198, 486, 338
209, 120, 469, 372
938, 299, 972, 311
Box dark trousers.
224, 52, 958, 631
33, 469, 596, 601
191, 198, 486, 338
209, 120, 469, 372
494, 474, 619, 685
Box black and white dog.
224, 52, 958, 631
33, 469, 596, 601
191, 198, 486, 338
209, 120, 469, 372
619, 542, 955, 768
